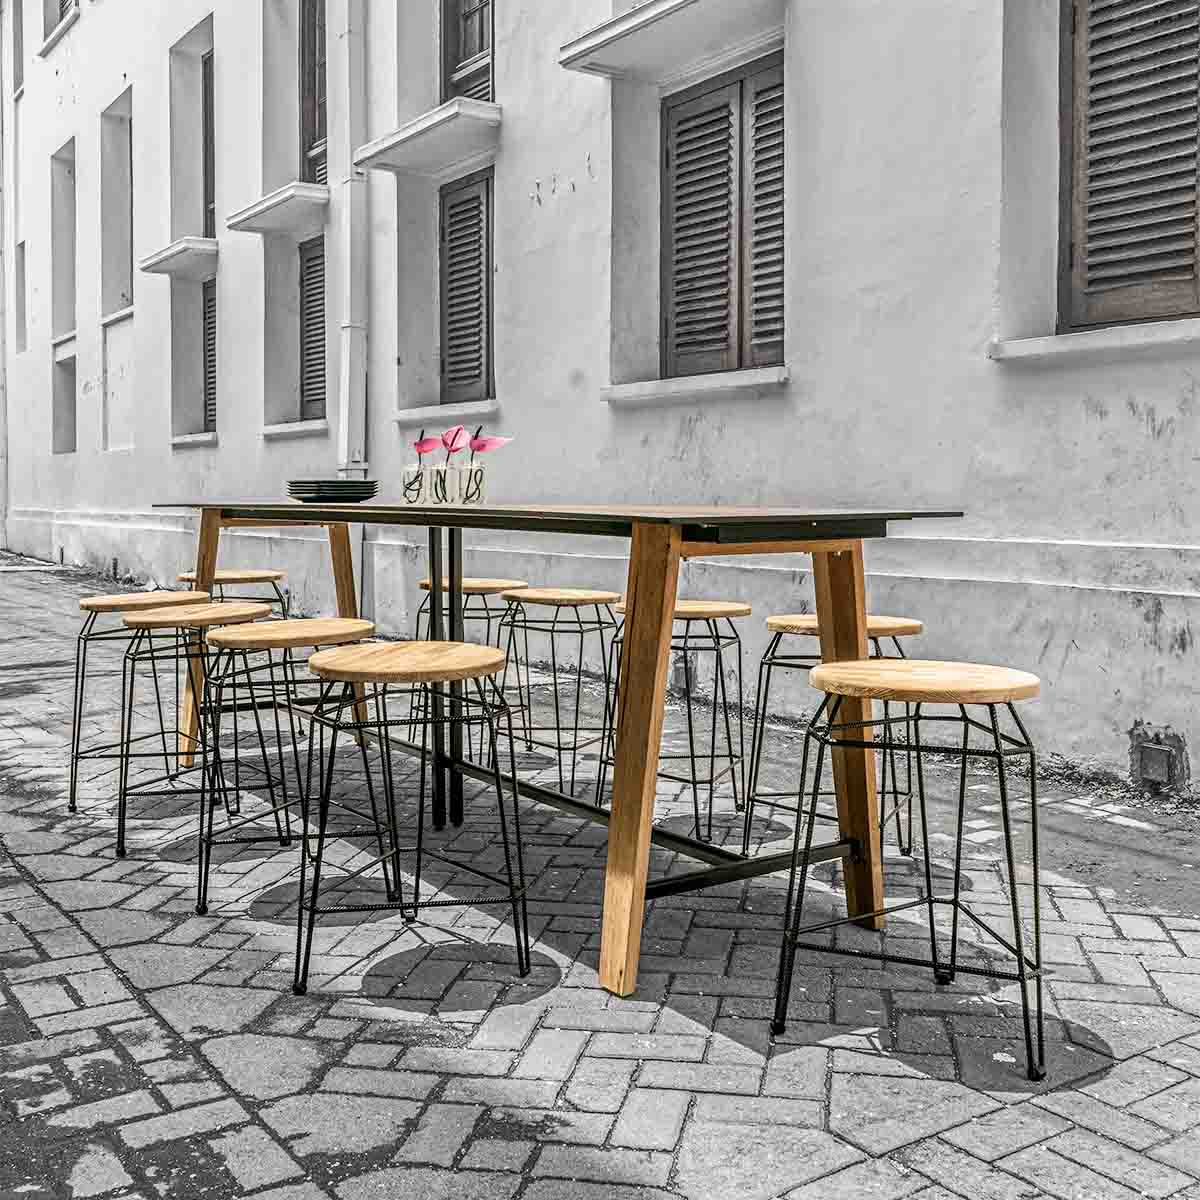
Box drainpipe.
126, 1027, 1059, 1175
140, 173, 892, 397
0, 2, 8, 551
331, 0, 369, 609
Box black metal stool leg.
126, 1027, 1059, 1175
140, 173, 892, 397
743, 634, 779, 855
115, 632, 142, 858
679, 636, 704, 841
68, 614, 96, 813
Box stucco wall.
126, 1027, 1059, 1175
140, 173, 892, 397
3, 0, 1198, 779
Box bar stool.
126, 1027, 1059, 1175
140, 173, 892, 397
194, 617, 376, 916
416, 577, 529, 647
178, 568, 289, 616
498, 588, 620, 797
115, 601, 271, 857
599, 599, 749, 843
744, 614, 923, 857
772, 658, 1045, 1081
69, 589, 210, 813
292, 640, 531, 994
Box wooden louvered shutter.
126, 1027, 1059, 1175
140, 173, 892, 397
1064, 0, 1200, 329
59, 0, 74, 20
440, 170, 493, 404
202, 279, 217, 433
299, 236, 326, 420
663, 82, 741, 377
742, 62, 785, 366
444, 0, 493, 102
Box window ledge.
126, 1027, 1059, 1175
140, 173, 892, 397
227, 182, 329, 240
602, 365, 789, 407
392, 398, 499, 426
139, 237, 219, 282
101, 305, 135, 329
13, 85, 24, 103
37, 5, 79, 58
560, 0, 783, 89
171, 431, 218, 450
263, 418, 329, 442
51, 329, 77, 349
354, 98, 502, 182
52, 331, 77, 362
989, 319, 1200, 364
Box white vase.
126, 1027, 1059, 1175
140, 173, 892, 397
429, 463, 459, 504
401, 464, 428, 504
459, 462, 486, 506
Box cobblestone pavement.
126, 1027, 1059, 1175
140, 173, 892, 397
4, 561, 1200, 1198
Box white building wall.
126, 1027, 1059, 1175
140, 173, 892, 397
2, 0, 1198, 780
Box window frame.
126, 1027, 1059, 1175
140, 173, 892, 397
1057, 0, 1200, 332
659, 51, 785, 380
442, 0, 494, 102
299, 0, 327, 185
201, 49, 215, 239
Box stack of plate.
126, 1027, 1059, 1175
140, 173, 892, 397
288, 479, 380, 505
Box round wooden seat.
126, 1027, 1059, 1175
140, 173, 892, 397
767, 613, 923, 639
308, 640, 506, 684
123, 601, 273, 631
207, 618, 375, 651
178, 568, 286, 585
810, 659, 1040, 705
420, 577, 529, 596
502, 587, 621, 608
614, 598, 751, 621
80, 590, 209, 614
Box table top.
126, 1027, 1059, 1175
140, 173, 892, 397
156, 502, 963, 542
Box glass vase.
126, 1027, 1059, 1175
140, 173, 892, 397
459, 462, 486, 506
401, 465, 428, 505
429, 463, 459, 505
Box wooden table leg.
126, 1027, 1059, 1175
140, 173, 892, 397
599, 521, 681, 996
812, 542, 884, 928
327, 523, 369, 732
179, 509, 222, 766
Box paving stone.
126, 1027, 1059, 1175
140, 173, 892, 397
40, 881, 141, 911
321, 1066, 441, 1100
440, 1076, 562, 1108
694, 1094, 822, 1127
543, 1005, 657, 1033
486, 1108, 614, 1145
1034, 1088, 1171, 1149
336, 1167, 520, 1200
563, 1056, 637, 1112
46, 1088, 162, 1130
1128, 1078, 1200, 1133
1152, 973, 1200, 1019
513, 1028, 588, 1080
533, 1144, 672, 1187
458, 1139, 534, 1172
108, 943, 230, 989
145, 983, 277, 1039
36, 999, 143, 1034
521, 1185, 677, 1200
999, 1142, 1147, 1200
208, 1126, 304, 1191
120, 1097, 249, 1148
394, 1103, 482, 1166
64, 1142, 135, 1197
1046, 1128, 1192, 1197
261, 1093, 421, 1156
586, 1032, 707, 1061
764, 1046, 828, 1098
783, 1157, 927, 1199
941, 1104, 1072, 1161
1149, 1126, 1200, 1174
1055, 999, 1200, 1060
829, 1074, 999, 1155
674, 1121, 862, 1200
900, 1138, 1050, 1200
200, 1034, 331, 1100
0, 1027, 100, 1066
1078, 1055, 1188, 1107
72, 908, 172, 947
611, 1088, 690, 1150
637, 1061, 761, 1094
398, 1045, 515, 1075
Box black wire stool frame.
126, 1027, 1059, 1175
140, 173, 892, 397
191, 579, 290, 616
292, 674, 531, 995
597, 616, 746, 843
497, 599, 617, 797
115, 627, 275, 859
743, 632, 914, 858
771, 694, 1045, 1082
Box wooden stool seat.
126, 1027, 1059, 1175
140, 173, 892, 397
420, 577, 529, 596
81, 590, 209, 614
502, 587, 621, 608
207, 618, 375, 651
768, 613, 923, 639
615, 598, 751, 621
178, 568, 286, 585
810, 659, 1040, 705
123, 602, 272, 630
309, 640, 506, 684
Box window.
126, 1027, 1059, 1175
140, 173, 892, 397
1060, 0, 1200, 330
13, 0, 23, 93
51, 137, 76, 339
43, 0, 74, 39
300, 0, 326, 184
202, 279, 217, 432
202, 50, 215, 237
439, 168, 493, 404
299, 236, 326, 419
661, 54, 784, 378
443, 0, 493, 101
101, 89, 134, 315
15, 242, 26, 353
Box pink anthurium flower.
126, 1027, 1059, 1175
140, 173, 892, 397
469, 434, 512, 455
412, 429, 441, 462
441, 425, 470, 461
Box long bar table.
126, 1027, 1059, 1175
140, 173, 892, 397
159, 502, 961, 995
